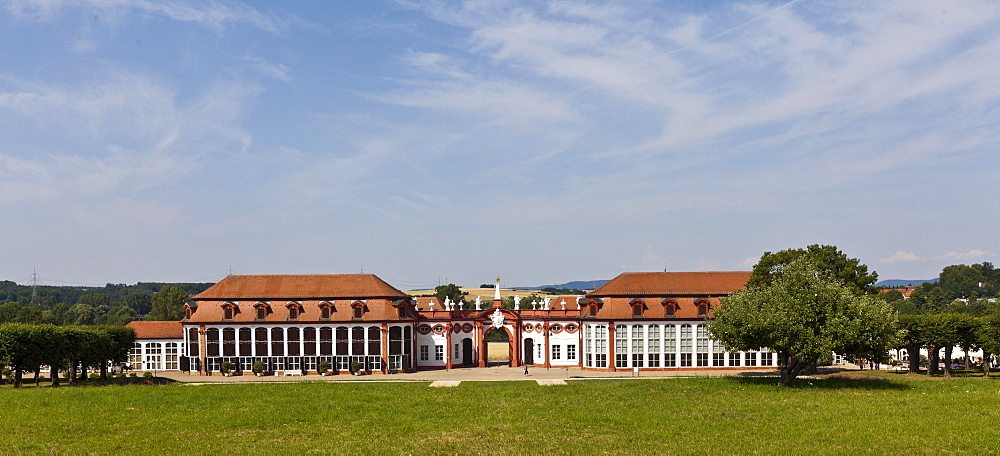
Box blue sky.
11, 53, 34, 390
2, 0, 999, 289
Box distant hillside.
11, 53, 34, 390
876, 278, 939, 288
518, 280, 609, 291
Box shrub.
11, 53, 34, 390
220, 361, 234, 375
142, 372, 152, 378
318, 360, 331, 373
252, 360, 265, 374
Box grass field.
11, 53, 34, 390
2, 373, 999, 454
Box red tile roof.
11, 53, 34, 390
192, 274, 409, 300
413, 296, 443, 310
879, 288, 914, 298
588, 271, 752, 297
184, 298, 410, 323
543, 295, 581, 310
127, 321, 183, 339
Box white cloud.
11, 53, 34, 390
739, 257, 759, 268
880, 251, 922, 263
942, 250, 988, 261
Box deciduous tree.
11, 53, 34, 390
976, 314, 1000, 377
749, 244, 879, 295
896, 314, 928, 374
434, 284, 465, 305
711, 258, 898, 386
148, 286, 188, 321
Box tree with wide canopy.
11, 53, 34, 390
711, 258, 899, 386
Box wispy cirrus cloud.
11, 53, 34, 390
3, 0, 281, 32
0, 68, 258, 206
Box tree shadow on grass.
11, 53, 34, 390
725, 374, 910, 390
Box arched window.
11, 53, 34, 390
303, 327, 317, 356
352, 327, 365, 355
222, 327, 236, 356
239, 328, 252, 356
254, 328, 268, 356
187, 328, 199, 357
206, 328, 220, 357
319, 327, 333, 356
271, 328, 285, 356
368, 327, 381, 356
287, 327, 301, 356
336, 327, 349, 356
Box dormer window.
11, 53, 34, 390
351, 301, 366, 319
253, 302, 270, 320
696, 299, 710, 317
319, 302, 333, 320
221, 302, 238, 320
183, 303, 196, 320
285, 302, 304, 320
663, 298, 678, 317
589, 304, 598, 316
630, 298, 645, 317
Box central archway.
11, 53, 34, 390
484, 327, 512, 367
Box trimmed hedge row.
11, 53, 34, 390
0, 323, 135, 387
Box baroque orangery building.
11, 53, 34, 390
127, 271, 778, 375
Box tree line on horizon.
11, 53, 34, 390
0, 281, 213, 326
878, 262, 1000, 378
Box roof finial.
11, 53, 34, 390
494, 275, 501, 301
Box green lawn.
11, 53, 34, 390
1, 374, 998, 454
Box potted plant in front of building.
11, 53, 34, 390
220, 361, 234, 377
252, 361, 265, 377
350, 360, 364, 376
318, 360, 331, 376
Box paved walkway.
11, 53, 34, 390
148, 365, 846, 385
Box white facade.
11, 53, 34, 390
181, 323, 414, 373
128, 339, 184, 371
581, 322, 775, 370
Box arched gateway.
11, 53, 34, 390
478, 307, 521, 367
